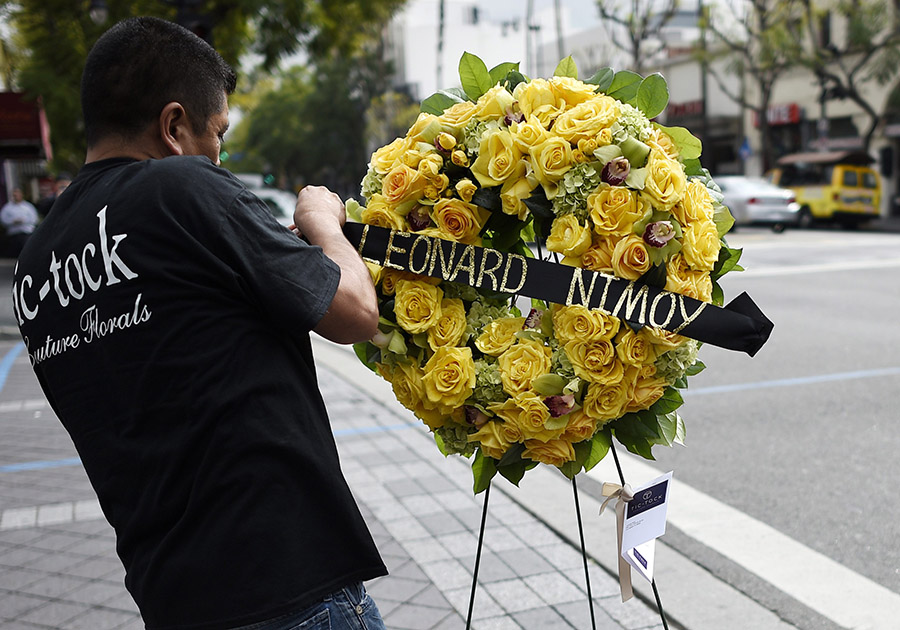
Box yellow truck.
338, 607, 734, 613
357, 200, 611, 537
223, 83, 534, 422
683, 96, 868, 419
767, 150, 881, 229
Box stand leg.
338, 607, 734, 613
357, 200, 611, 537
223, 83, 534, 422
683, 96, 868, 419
572, 476, 597, 630
465, 482, 491, 630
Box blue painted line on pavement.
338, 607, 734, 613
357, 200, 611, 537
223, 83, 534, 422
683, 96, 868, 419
684, 366, 900, 396
0, 342, 25, 394
0, 457, 82, 473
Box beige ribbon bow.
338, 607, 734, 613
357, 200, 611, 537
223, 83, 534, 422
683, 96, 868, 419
600, 481, 635, 602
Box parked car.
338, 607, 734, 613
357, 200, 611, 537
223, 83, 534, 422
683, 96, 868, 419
716, 175, 800, 232
248, 187, 296, 227
767, 150, 881, 229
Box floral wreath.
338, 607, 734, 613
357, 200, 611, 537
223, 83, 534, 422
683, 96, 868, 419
349, 53, 740, 492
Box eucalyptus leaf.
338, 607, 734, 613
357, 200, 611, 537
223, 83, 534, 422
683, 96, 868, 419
636, 73, 669, 119
587, 67, 615, 91
472, 450, 497, 494
421, 90, 465, 115
459, 52, 494, 101
554, 56, 578, 78
607, 70, 642, 103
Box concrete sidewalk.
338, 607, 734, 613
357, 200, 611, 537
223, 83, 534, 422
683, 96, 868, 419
0, 336, 668, 630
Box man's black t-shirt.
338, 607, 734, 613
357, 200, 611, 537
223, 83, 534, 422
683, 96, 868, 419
13, 156, 387, 629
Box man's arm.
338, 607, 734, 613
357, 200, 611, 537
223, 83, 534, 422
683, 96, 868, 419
293, 186, 378, 344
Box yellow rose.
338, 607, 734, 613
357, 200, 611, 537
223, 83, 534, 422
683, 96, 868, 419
560, 409, 599, 443
406, 112, 442, 143
423, 173, 450, 200
468, 419, 512, 460
432, 197, 488, 244
380, 268, 440, 295
382, 163, 427, 206
564, 340, 624, 385
614, 327, 658, 366
385, 361, 427, 412
427, 298, 468, 349
625, 372, 668, 414
394, 279, 444, 334
514, 78, 565, 127
612, 233, 652, 281
499, 161, 537, 220
642, 326, 688, 351
498, 338, 553, 395
579, 236, 616, 274
510, 115, 550, 153
647, 127, 680, 161
370, 137, 409, 175
438, 100, 479, 130
523, 438, 576, 467
588, 184, 644, 238
416, 152, 443, 178
471, 127, 522, 187
682, 218, 720, 271
364, 261, 383, 286
451, 149, 470, 167
552, 305, 620, 345
674, 180, 715, 226
665, 254, 714, 303
549, 76, 597, 106
361, 193, 408, 230
436, 132, 457, 152
455, 178, 478, 202
422, 346, 476, 411
643, 149, 686, 210
412, 403, 450, 431
529, 136, 573, 199
475, 316, 526, 356
488, 392, 561, 442
582, 379, 630, 422
552, 95, 619, 143
546, 214, 592, 258
475, 84, 516, 121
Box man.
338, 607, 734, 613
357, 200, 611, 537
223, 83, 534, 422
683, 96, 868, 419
13, 16, 387, 630
1, 187, 39, 257
35, 172, 73, 217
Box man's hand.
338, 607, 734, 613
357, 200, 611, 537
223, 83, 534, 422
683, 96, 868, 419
292, 186, 345, 241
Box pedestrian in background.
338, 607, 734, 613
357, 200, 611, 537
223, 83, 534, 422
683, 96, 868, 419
0, 187, 38, 258
35, 172, 73, 217
13, 16, 387, 630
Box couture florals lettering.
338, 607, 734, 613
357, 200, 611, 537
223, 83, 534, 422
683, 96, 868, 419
13, 206, 152, 366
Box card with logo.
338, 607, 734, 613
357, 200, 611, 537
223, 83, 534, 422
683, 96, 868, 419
621, 471, 673, 583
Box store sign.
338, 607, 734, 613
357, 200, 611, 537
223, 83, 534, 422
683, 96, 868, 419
0, 92, 52, 159
753, 103, 801, 127
667, 100, 705, 119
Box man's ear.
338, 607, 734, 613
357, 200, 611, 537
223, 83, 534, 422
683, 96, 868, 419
159, 102, 189, 156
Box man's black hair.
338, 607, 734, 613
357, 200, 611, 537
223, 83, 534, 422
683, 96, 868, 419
81, 16, 237, 147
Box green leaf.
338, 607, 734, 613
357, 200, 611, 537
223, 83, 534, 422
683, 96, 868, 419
531, 373, 567, 396
560, 440, 592, 479
472, 450, 498, 494
674, 414, 686, 445
712, 246, 742, 280
544, 415, 570, 431
489, 62, 520, 85
583, 429, 611, 472
459, 52, 494, 101
434, 431, 449, 455
472, 186, 502, 213
636, 73, 669, 119
713, 200, 737, 238
586, 67, 615, 91
685, 360, 706, 376
655, 124, 703, 160
421, 90, 465, 115
657, 411, 679, 446
607, 70, 642, 103
353, 342, 378, 372
682, 158, 704, 176
504, 71, 528, 92
554, 56, 578, 78
711, 281, 724, 306
498, 460, 530, 486
650, 387, 684, 416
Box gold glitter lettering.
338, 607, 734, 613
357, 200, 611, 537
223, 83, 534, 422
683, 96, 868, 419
476, 248, 503, 290
383, 230, 407, 271
500, 254, 527, 293
428, 238, 458, 280
649, 291, 677, 328
450, 245, 477, 285
611, 282, 649, 323
566, 268, 597, 306
356, 224, 370, 257
672, 296, 707, 334
408, 234, 432, 275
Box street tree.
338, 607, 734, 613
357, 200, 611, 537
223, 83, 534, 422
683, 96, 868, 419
699, 0, 802, 171
595, 0, 680, 74
6, 0, 405, 174
787, 0, 900, 152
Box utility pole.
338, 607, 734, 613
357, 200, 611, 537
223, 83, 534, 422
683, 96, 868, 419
526, 0, 535, 75
554, 0, 564, 61
437, 0, 445, 90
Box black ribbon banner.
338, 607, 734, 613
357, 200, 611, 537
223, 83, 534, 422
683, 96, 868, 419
344, 223, 773, 357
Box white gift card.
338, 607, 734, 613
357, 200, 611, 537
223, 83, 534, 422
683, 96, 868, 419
621, 471, 672, 583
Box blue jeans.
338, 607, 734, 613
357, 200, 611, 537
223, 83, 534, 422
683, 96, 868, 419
232, 583, 386, 630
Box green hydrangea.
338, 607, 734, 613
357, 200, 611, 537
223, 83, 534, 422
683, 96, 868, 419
462, 119, 494, 155
465, 298, 516, 339
442, 282, 482, 303
434, 424, 477, 457
361, 167, 383, 201
654, 339, 701, 384
611, 102, 653, 143
551, 161, 602, 221
473, 358, 506, 405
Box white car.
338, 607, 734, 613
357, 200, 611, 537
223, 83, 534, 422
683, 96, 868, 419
716, 175, 801, 232
248, 187, 296, 227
